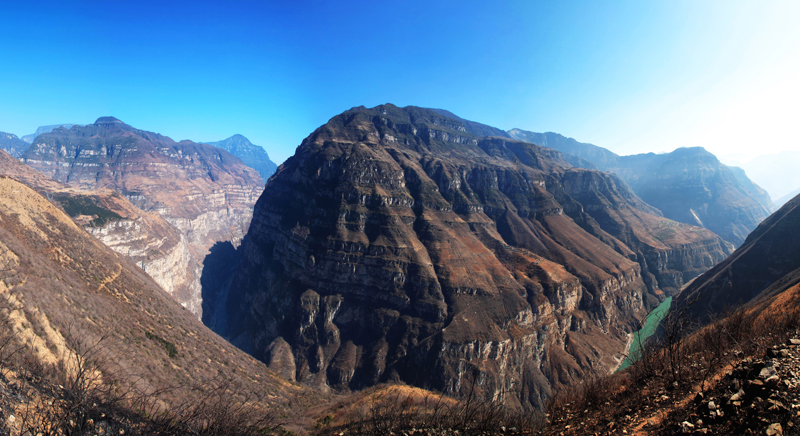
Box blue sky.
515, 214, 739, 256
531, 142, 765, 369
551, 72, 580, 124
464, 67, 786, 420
1, 1, 798, 164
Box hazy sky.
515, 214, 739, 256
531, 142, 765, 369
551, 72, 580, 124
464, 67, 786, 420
1, 1, 798, 164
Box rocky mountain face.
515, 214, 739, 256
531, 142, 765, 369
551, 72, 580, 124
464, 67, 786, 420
218, 104, 731, 410
20, 117, 264, 317
0, 131, 30, 157
676, 192, 800, 322
508, 129, 773, 247
203, 134, 279, 182
0, 176, 315, 420
21, 123, 79, 143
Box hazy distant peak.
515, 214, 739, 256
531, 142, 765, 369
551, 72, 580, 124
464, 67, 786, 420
22, 123, 80, 144
95, 116, 125, 125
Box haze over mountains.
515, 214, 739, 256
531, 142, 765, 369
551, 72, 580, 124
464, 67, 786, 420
210, 104, 732, 409
730, 151, 800, 207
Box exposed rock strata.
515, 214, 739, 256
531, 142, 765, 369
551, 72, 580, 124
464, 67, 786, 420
20, 117, 263, 316
222, 105, 731, 409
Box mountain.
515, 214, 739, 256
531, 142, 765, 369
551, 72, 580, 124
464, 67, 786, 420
736, 150, 800, 203
20, 117, 264, 317
675, 191, 800, 322
776, 187, 800, 208
508, 129, 773, 246
0, 131, 30, 157
0, 176, 317, 427
507, 130, 618, 170
216, 104, 730, 410
203, 134, 279, 182
609, 148, 773, 246
21, 123, 79, 143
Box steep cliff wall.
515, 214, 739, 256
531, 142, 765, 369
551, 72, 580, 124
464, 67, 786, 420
221, 105, 731, 409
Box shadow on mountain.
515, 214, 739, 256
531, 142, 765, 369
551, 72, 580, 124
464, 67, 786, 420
201, 237, 247, 335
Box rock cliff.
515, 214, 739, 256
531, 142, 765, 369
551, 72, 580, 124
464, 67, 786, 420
20, 117, 264, 316
221, 105, 731, 409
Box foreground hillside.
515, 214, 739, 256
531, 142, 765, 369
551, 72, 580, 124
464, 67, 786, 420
214, 104, 730, 410
20, 118, 264, 316
0, 176, 319, 433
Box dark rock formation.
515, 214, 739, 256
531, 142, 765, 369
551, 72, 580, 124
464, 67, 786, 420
507, 129, 773, 246
20, 117, 264, 316
203, 134, 279, 183
221, 104, 730, 409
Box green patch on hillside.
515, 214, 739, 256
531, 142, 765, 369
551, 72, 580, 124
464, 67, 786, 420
53, 194, 124, 227
145, 331, 178, 358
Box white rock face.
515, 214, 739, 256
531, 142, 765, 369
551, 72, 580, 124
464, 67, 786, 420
87, 203, 254, 318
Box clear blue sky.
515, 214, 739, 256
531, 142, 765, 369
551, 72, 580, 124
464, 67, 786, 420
1, 1, 798, 164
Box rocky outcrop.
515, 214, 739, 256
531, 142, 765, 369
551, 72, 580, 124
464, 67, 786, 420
221, 104, 731, 409
203, 134, 279, 182
20, 118, 263, 317
508, 129, 773, 247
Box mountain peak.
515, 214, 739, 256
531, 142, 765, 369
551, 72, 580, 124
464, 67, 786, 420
94, 116, 124, 125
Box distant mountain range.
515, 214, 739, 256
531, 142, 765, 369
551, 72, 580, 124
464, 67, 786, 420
21, 123, 80, 143
0, 131, 30, 157
508, 129, 773, 246
203, 134, 278, 182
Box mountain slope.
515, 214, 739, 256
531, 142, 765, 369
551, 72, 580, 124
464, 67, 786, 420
203, 134, 278, 182
219, 104, 730, 410
0, 132, 30, 157
0, 176, 316, 419
20, 117, 264, 316
508, 129, 772, 246
675, 192, 800, 321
